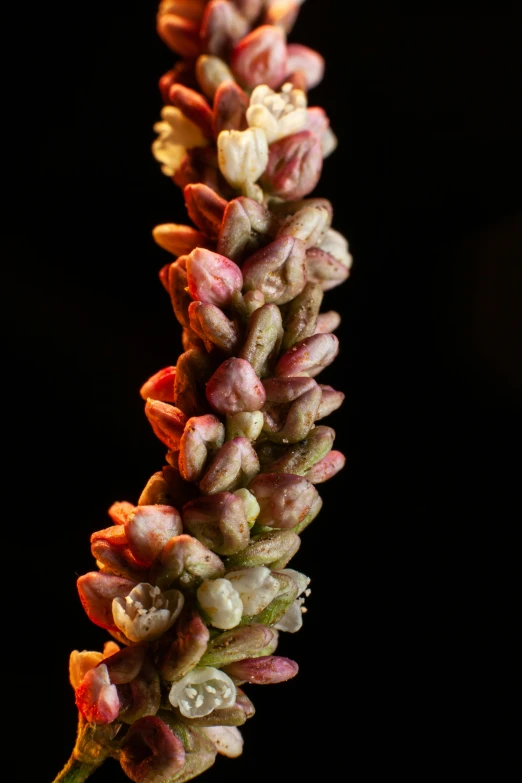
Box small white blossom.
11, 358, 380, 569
197, 577, 243, 629
112, 583, 184, 642
274, 569, 311, 633
217, 128, 268, 190
152, 106, 208, 176
246, 83, 308, 144
233, 488, 260, 528
226, 566, 280, 616
319, 228, 353, 271
200, 726, 244, 758
169, 666, 237, 718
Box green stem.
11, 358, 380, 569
52, 715, 115, 783
53, 756, 104, 783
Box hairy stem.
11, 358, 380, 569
52, 756, 104, 783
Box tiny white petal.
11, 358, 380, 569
200, 726, 244, 758
226, 566, 280, 616
197, 578, 243, 629
169, 667, 236, 718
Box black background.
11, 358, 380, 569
7, 1, 522, 779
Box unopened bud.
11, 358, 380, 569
182, 492, 250, 555
262, 376, 322, 443
277, 204, 330, 248
184, 183, 227, 238
120, 715, 187, 783
231, 25, 288, 89
188, 301, 239, 354
167, 258, 192, 328
248, 473, 319, 529
196, 55, 235, 100
77, 572, 137, 632
317, 385, 345, 419
315, 310, 341, 334
239, 304, 283, 377
199, 437, 260, 494
217, 127, 269, 190
242, 236, 306, 305
261, 130, 322, 200
145, 399, 187, 450
222, 655, 298, 684
174, 348, 215, 418
179, 414, 225, 482
153, 534, 225, 590
281, 282, 323, 349
217, 196, 279, 264
158, 609, 210, 681
224, 529, 300, 569
124, 505, 182, 567
275, 333, 339, 378
305, 247, 350, 291
152, 224, 209, 257
156, 13, 201, 59
226, 411, 264, 441
201, 0, 249, 58
286, 43, 325, 89
213, 80, 249, 136
266, 425, 335, 475
201, 624, 275, 668
305, 450, 346, 484
108, 501, 135, 525
264, 0, 301, 33
169, 84, 214, 141
206, 358, 266, 415
139, 366, 177, 403
186, 248, 243, 306
75, 664, 120, 725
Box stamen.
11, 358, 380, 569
195, 694, 204, 708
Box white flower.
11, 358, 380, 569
226, 566, 280, 616
217, 128, 268, 190
69, 641, 120, 689
246, 83, 308, 144
169, 666, 236, 718
152, 106, 208, 176
112, 582, 184, 642
274, 569, 311, 633
197, 577, 243, 629
319, 228, 353, 271
200, 726, 244, 758
233, 488, 260, 528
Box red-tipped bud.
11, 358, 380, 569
182, 492, 249, 555
305, 450, 346, 483
199, 436, 260, 494
275, 333, 339, 378
242, 236, 306, 305
77, 572, 137, 631
90, 529, 147, 582
120, 715, 187, 783
222, 655, 298, 684
248, 472, 319, 528
75, 664, 120, 725
261, 130, 322, 200
140, 366, 177, 403
231, 25, 287, 89
286, 43, 325, 89
169, 84, 214, 141
145, 399, 188, 450
184, 183, 228, 238
124, 505, 182, 567
206, 358, 266, 415
213, 80, 249, 136
186, 248, 243, 306
156, 14, 202, 59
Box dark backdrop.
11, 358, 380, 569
7, 2, 521, 779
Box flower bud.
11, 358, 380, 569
169, 84, 214, 141
213, 80, 249, 136
217, 196, 279, 263
248, 473, 319, 529
282, 282, 323, 349
145, 399, 187, 450
75, 664, 120, 725
90, 530, 148, 582
319, 227, 353, 268
247, 83, 308, 144
269, 196, 333, 221
120, 715, 187, 783
222, 655, 298, 684
108, 501, 134, 525
277, 204, 330, 248
264, 0, 301, 33
305, 450, 346, 483
224, 529, 300, 569
200, 437, 260, 494
201, 0, 249, 58
260, 130, 322, 200
77, 571, 136, 631
201, 623, 275, 668
182, 492, 250, 555
158, 608, 210, 681
188, 301, 239, 354
124, 505, 182, 567
156, 13, 202, 59
217, 127, 268, 189
169, 666, 237, 718
306, 106, 338, 157
196, 55, 235, 100
262, 376, 322, 443
153, 534, 225, 590
139, 366, 177, 403
206, 357, 266, 415
316, 384, 345, 419
315, 310, 341, 334
186, 247, 243, 306
112, 583, 184, 643
138, 471, 175, 507
226, 411, 264, 441
158, 714, 218, 783
275, 333, 339, 378
266, 425, 335, 475
231, 25, 287, 89
242, 236, 306, 305
286, 43, 325, 89
197, 577, 243, 629
152, 224, 209, 258
184, 183, 228, 238
167, 258, 192, 328
69, 650, 104, 690
239, 304, 283, 377
103, 643, 146, 686
179, 414, 225, 482
200, 726, 244, 758
305, 247, 350, 291
159, 61, 199, 104
174, 348, 215, 418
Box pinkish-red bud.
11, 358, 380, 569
188, 301, 240, 354
217, 196, 280, 264
153, 224, 210, 258
75, 664, 120, 725
242, 236, 306, 305
315, 311, 341, 334
140, 366, 177, 403
261, 130, 322, 201
305, 247, 350, 291
90, 531, 147, 582
154, 533, 225, 590
222, 655, 298, 684
77, 572, 137, 632
231, 25, 287, 89
186, 248, 243, 307
179, 414, 225, 482
317, 385, 345, 419
286, 43, 325, 89
159, 61, 200, 104
275, 333, 339, 378
103, 644, 146, 685
213, 80, 249, 136
184, 183, 228, 238
120, 715, 187, 783
206, 357, 266, 415
305, 450, 346, 483
248, 472, 319, 528
158, 608, 210, 681
169, 84, 214, 140
124, 505, 182, 567
199, 436, 260, 494
201, 0, 249, 58
264, 0, 300, 33
145, 399, 188, 450
167, 258, 192, 328
156, 14, 202, 59
182, 492, 249, 555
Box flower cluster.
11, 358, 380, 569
59, 3, 352, 783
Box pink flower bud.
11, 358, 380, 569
156, 14, 202, 59
239, 304, 283, 377
242, 236, 306, 305
103, 643, 146, 685
124, 505, 183, 567
186, 248, 243, 306
262, 376, 322, 443
152, 224, 209, 257
139, 366, 177, 403
281, 282, 323, 350
305, 106, 337, 157
275, 333, 339, 378
267, 425, 335, 475
199, 437, 260, 494
179, 414, 225, 482
144, 399, 188, 450
201, 0, 249, 58
184, 183, 227, 238
182, 492, 249, 555
286, 43, 325, 89
305, 450, 346, 483
90, 531, 148, 583
108, 501, 135, 525
305, 247, 350, 291
77, 572, 138, 631
120, 715, 187, 783
231, 25, 287, 89
224, 529, 300, 569
264, 0, 300, 33
75, 664, 120, 725
213, 80, 249, 136
317, 385, 345, 419
261, 130, 322, 200
248, 473, 319, 528
188, 301, 239, 354
201, 624, 275, 667
169, 84, 214, 141
158, 608, 210, 681
315, 310, 341, 334
222, 655, 298, 684
206, 357, 266, 415
217, 196, 279, 264
153, 534, 225, 590
167, 259, 192, 327
117, 658, 161, 725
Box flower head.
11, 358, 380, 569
247, 82, 308, 143
169, 666, 237, 718
112, 583, 184, 642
